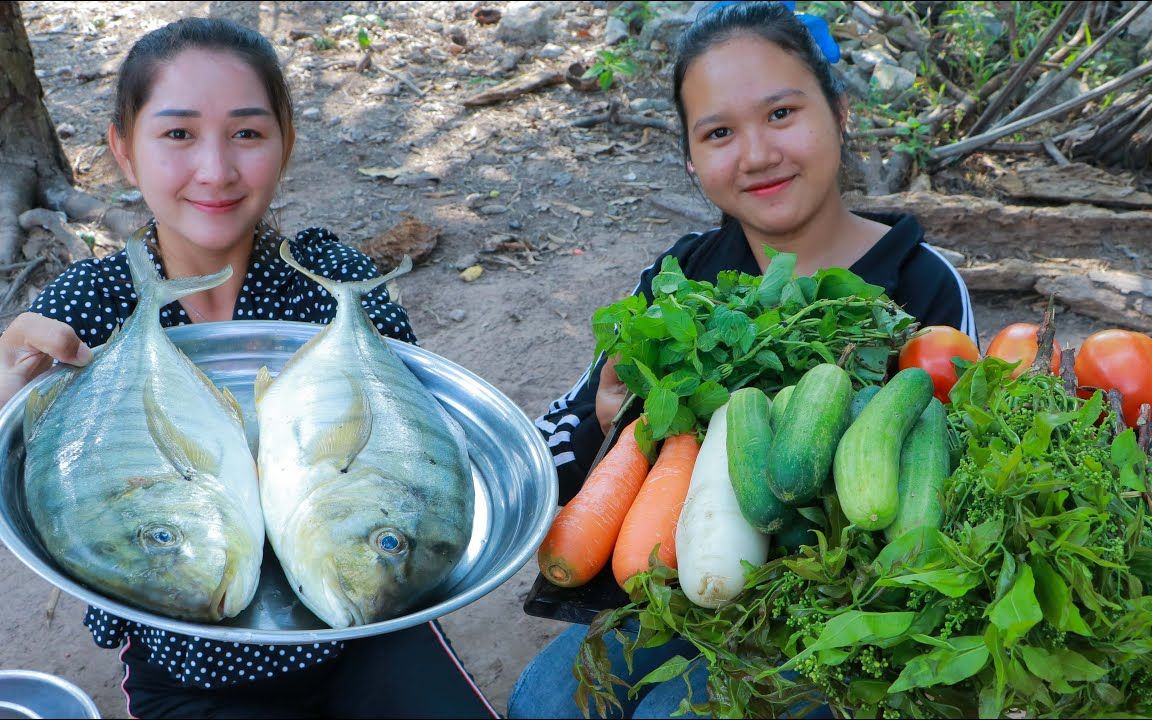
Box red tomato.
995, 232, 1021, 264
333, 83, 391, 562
986, 323, 1062, 378
898, 326, 980, 404
1074, 329, 1152, 428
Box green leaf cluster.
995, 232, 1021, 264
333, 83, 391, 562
575, 358, 1152, 719
590, 251, 915, 442
581, 44, 639, 91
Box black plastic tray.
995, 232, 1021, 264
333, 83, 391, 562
523, 405, 644, 625
522, 565, 630, 625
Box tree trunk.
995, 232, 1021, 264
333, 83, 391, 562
0, 0, 74, 264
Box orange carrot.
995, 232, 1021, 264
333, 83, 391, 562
611, 433, 700, 589
537, 418, 650, 588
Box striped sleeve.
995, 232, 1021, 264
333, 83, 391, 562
916, 242, 980, 348
535, 235, 700, 504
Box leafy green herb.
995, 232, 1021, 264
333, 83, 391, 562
591, 250, 915, 442
575, 358, 1152, 719
580, 45, 638, 91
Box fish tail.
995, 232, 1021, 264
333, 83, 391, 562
125, 233, 233, 313
279, 239, 411, 305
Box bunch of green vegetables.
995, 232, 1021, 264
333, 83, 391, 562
590, 250, 915, 444
575, 358, 1152, 719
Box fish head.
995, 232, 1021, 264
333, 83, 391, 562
288, 469, 471, 628
71, 473, 262, 622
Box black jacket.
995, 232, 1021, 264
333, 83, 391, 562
535, 212, 977, 504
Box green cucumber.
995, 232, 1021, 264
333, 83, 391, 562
884, 398, 949, 542
850, 385, 882, 421
726, 387, 791, 533
775, 511, 817, 554
834, 367, 934, 531
766, 364, 853, 505
768, 385, 795, 432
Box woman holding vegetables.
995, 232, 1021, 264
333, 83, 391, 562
514, 2, 978, 718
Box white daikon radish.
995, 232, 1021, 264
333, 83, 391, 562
674, 402, 770, 608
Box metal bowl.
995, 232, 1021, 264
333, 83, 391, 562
0, 320, 557, 643
0, 671, 100, 719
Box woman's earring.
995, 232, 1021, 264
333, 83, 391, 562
686, 161, 696, 174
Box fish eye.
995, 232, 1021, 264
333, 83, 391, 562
370, 527, 407, 555
139, 524, 181, 548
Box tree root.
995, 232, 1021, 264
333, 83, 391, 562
569, 99, 677, 134
19, 208, 91, 262
0, 164, 38, 265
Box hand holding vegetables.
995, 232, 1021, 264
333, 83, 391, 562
594, 355, 629, 436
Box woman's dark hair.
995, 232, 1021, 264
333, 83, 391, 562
672, 2, 848, 166
112, 17, 294, 166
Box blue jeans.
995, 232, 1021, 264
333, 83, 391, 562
508, 624, 708, 719
508, 624, 837, 719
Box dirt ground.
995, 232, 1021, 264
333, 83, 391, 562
0, 2, 1113, 718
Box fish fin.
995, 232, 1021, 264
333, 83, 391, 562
254, 366, 275, 410
303, 383, 373, 472
221, 386, 244, 426
22, 376, 67, 439
279, 240, 410, 304
144, 378, 221, 480
186, 357, 237, 415
126, 235, 233, 311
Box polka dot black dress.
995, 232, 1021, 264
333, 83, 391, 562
30, 222, 417, 349
28, 223, 414, 687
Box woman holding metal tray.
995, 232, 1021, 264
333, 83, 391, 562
516, 2, 979, 718
0, 17, 497, 720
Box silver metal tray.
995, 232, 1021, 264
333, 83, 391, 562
0, 320, 557, 644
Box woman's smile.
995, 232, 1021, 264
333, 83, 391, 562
187, 197, 244, 214
743, 176, 795, 197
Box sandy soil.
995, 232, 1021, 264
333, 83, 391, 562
0, 2, 1109, 717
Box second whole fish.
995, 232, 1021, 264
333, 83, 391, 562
255, 242, 474, 628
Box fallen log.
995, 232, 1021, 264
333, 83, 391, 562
956, 257, 1152, 332
850, 191, 1152, 259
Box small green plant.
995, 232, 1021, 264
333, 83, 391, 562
92, 18, 106, 30
612, 0, 654, 28
312, 35, 336, 51
891, 116, 933, 165
582, 44, 638, 91
78, 232, 96, 250
356, 27, 372, 51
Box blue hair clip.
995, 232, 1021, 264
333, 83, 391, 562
701, 1, 841, 65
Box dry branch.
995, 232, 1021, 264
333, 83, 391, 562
930, 59, 1152, 162
1061, 348, 1078, 396
993, 0, 1152, 130
379, 67, 425, 97
569, 99, 677, 134
966, 2, 1084, 135
1032, 296, 1058, 375
462, 70, 563, 107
